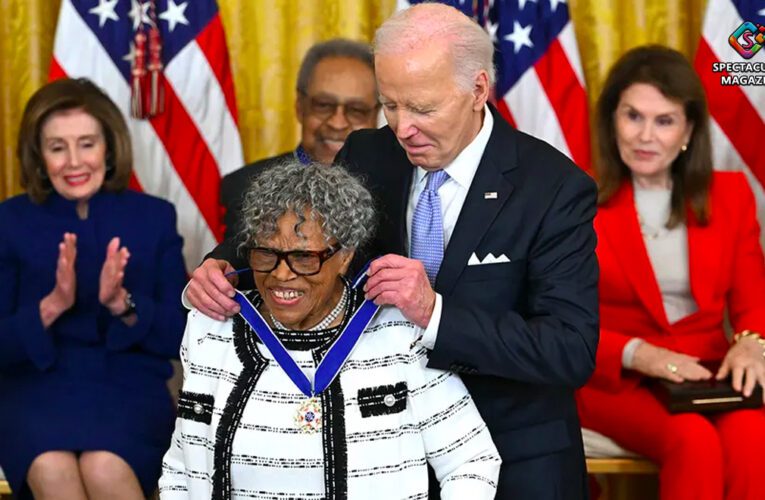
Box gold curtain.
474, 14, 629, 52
219, 0, 395, 165
571, 0, 708, 111
0, 0, 61, 201
0, 0, 707, 201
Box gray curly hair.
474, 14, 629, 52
238, 160, 376, 253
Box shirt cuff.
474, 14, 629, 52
181, 281, 193, 310
622, 337, 644, 369
420, 293, 443, 349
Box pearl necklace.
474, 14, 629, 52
269, 284, 349, 331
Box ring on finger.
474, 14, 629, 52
666, 362, 679, 374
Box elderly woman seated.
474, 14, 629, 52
159, 161, 500, 499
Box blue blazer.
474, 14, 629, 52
336, 105, 599, 499
0, 190, 186, 373
0, 189, 187, 495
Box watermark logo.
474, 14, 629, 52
729, 21, 765, 59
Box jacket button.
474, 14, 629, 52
193, 403, 204, 415
383, 394, 396, 407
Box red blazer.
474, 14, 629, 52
589, 171, 765, 393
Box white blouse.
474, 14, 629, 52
159, 291, 500, 500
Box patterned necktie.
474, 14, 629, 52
410, 170, 449, 285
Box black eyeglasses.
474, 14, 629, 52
300, 92, 378, 125
249, 246, 340, 276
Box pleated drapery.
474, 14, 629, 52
0, 0, 706, 200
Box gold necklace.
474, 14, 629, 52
633, 180, 672, 240
635, 211, 666, 240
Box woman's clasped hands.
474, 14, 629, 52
631, 338, 765, 403
40, 233, 132, 328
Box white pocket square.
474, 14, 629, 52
467, 252, 511, 266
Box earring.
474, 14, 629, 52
37, 167, 48, 180
681, 144, 688, 152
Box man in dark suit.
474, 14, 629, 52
186, 4, 598, 498
220, 38, 379, 241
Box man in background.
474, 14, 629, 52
220, 38, 379, 240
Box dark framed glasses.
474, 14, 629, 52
249, 246, 340, 276
300, 92, 378, 125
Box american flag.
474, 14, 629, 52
398, 0, 591, 171
694, 0, 765, 219
50, 0, 243, 269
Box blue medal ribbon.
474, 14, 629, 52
293, 144, 312, 165
234, 267, 379, 397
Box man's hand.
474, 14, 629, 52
717, 337, 765, 402
187, 258, 240, 320
364, 254, 436, 328
631, 341, 713, 383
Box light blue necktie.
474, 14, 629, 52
410, 170, 448, 285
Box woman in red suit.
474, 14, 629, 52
577, 45, 765, 500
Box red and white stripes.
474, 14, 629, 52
498, 22, 591, 171
51, 0, 243, 269
695, 0, 765, 224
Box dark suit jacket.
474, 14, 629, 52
337, 106, 598, 499
211, 107, 599, 498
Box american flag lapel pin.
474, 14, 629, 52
484, 192, 498, 199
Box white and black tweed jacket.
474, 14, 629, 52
159, 290, 500, 499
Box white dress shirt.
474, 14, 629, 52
407, 106, 494, 348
